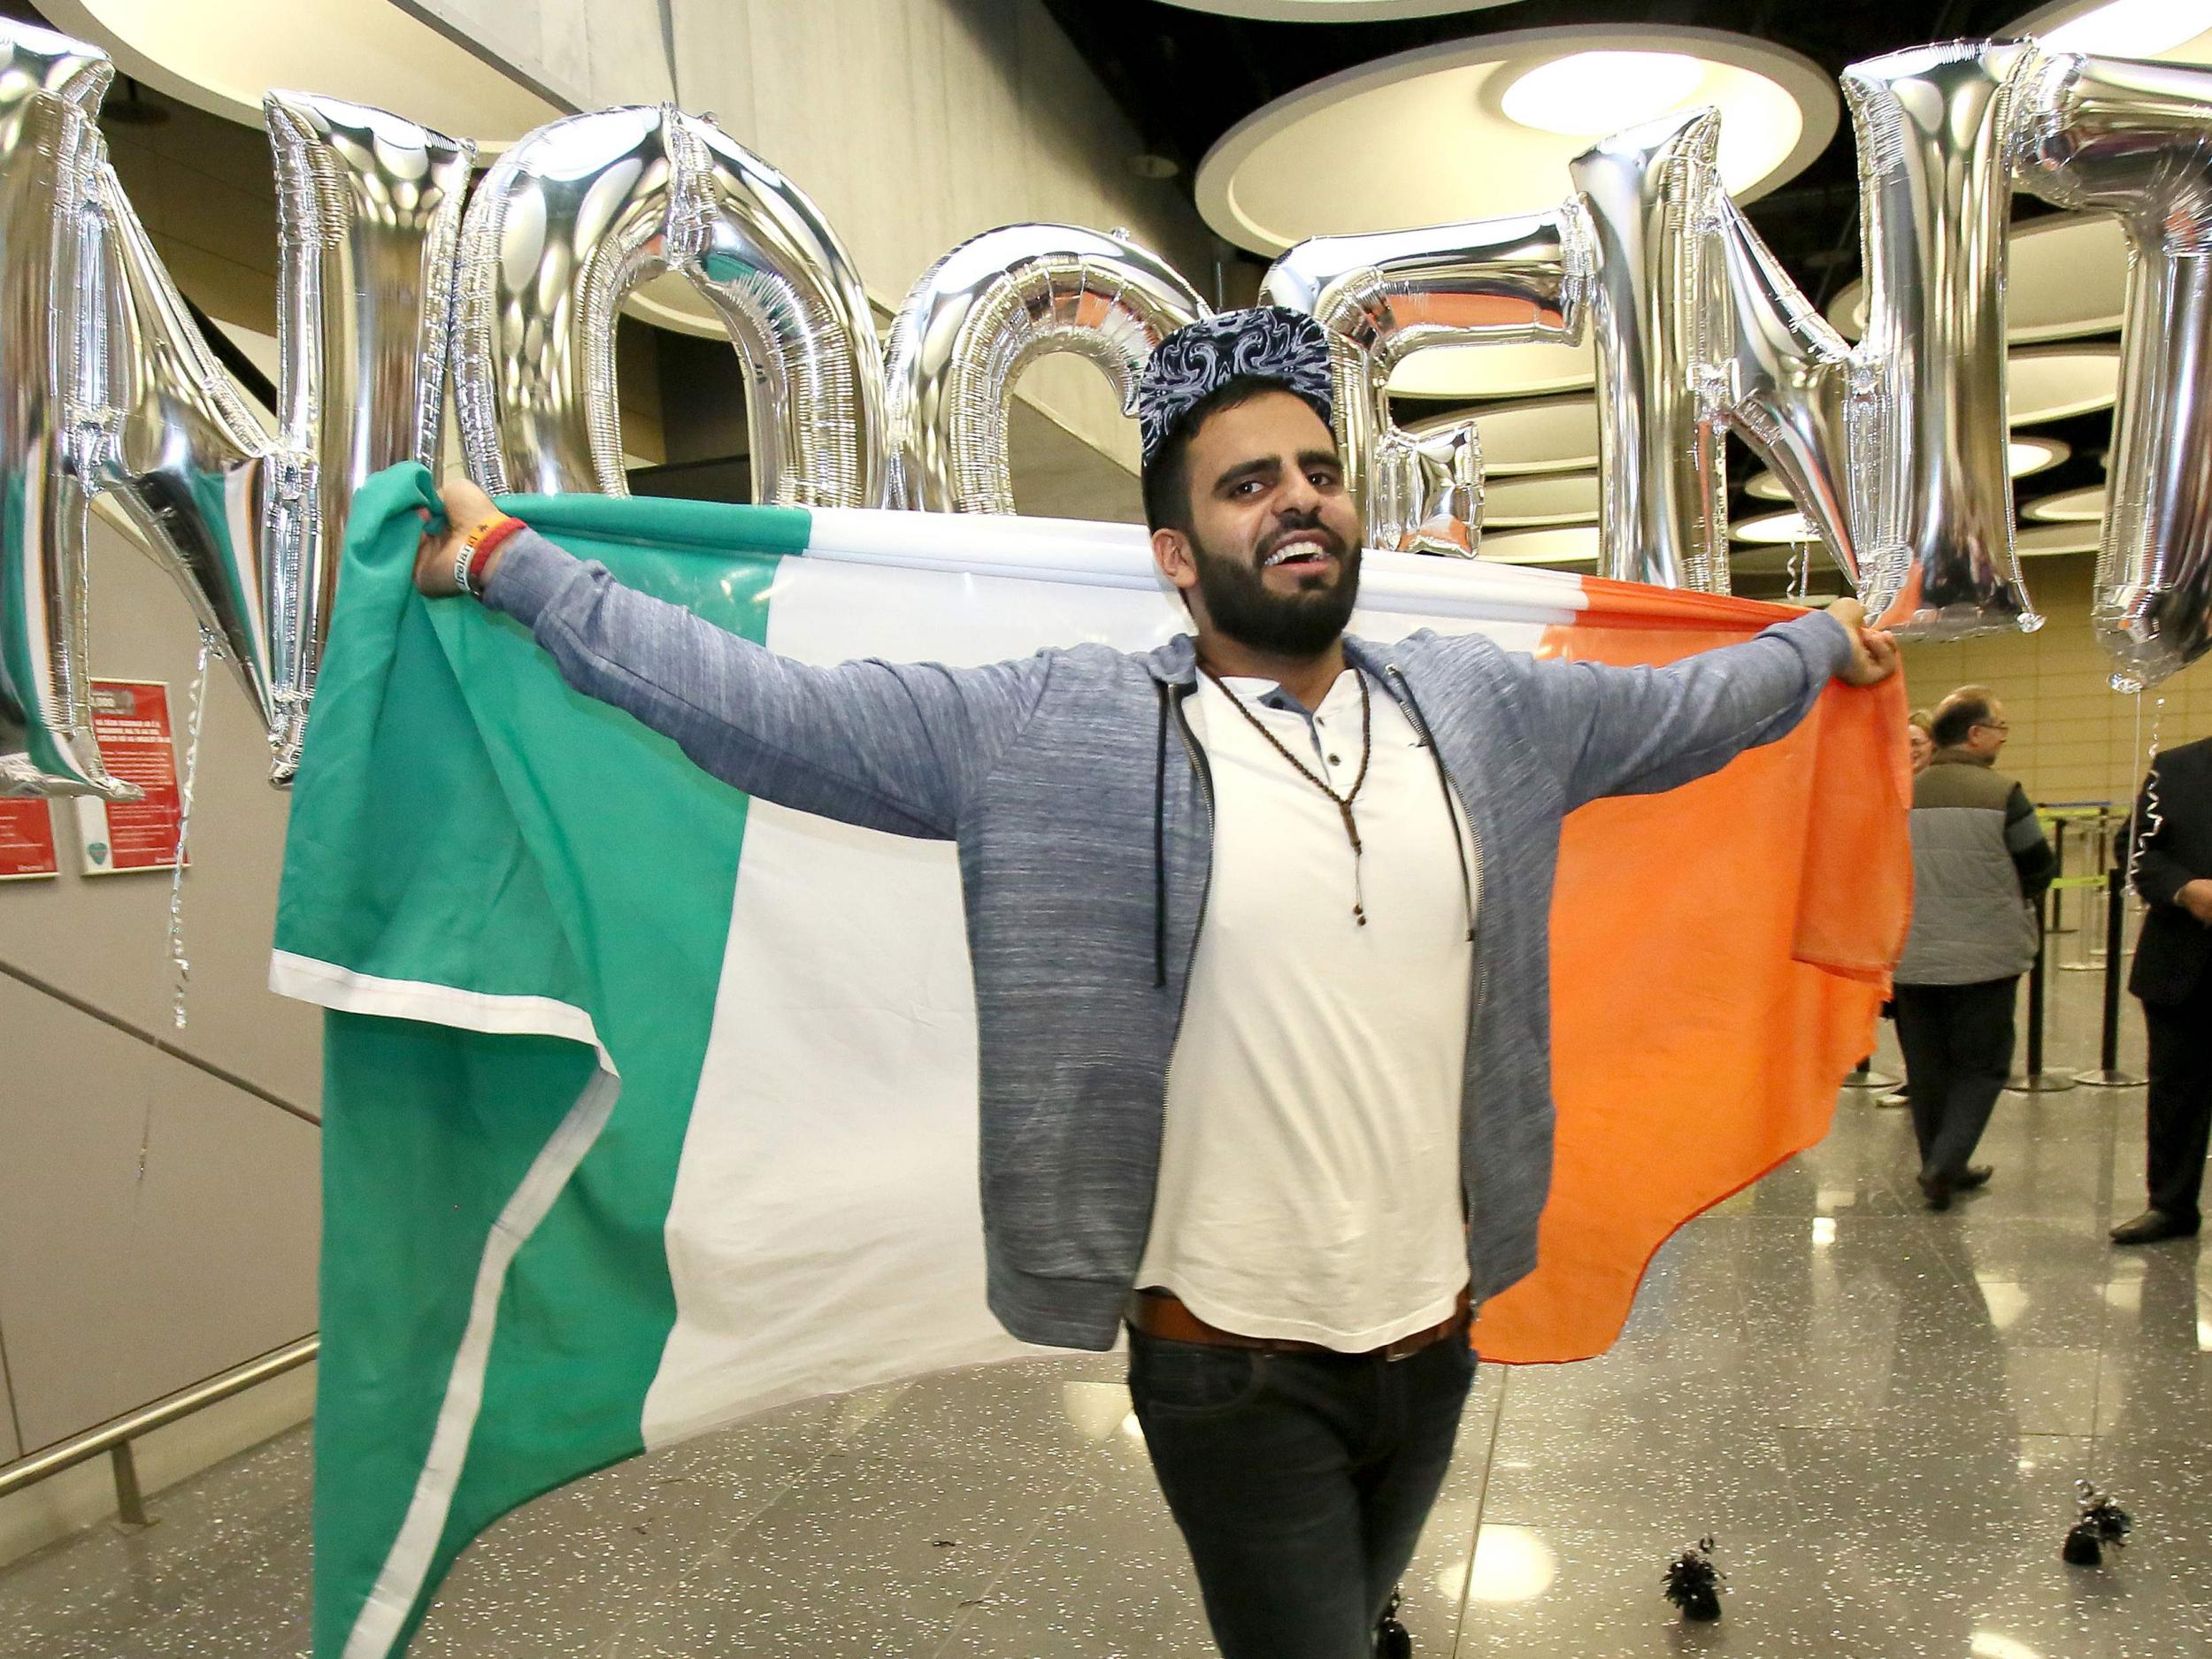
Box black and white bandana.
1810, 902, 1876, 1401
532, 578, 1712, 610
1136, 306, 1334, 467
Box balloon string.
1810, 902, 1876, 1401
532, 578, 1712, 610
2127, 690, 2165, 901
167, 631, 215, 1030
67, 486, 94, 721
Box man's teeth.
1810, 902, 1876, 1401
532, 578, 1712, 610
1263, 542, 1328, 567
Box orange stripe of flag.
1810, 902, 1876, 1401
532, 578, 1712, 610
1471, 592, 1913, 1364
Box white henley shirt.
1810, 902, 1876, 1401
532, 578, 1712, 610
1133, 665, 1479, 1351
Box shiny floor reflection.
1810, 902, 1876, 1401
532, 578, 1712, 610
4, 959, 2206, 1655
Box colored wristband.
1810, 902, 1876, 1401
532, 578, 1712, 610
455, 514, 525, 597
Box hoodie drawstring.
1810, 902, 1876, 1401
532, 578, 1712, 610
1153, 682, 1171, 987
1388, 667, 1478, 945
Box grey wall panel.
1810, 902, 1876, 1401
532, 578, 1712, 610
0, 518, 322, 1111
0, 976, 319, 1453
406, 0, 1210, 467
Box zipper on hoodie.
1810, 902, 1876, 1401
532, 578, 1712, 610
1386, 663, 1487, 1293
1134, 680, 1216, 1285
1165, 683, 1218, 1031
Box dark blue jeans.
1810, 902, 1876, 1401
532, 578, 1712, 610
1125, 1324, 1476, 1659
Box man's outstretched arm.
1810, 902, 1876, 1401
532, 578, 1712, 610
1499, 599, 1897, 810
418, 478, 1047, 839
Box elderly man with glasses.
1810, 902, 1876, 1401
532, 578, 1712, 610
1890, 687, 2054, 1210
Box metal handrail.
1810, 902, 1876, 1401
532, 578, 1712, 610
0, 1335, 317, 1525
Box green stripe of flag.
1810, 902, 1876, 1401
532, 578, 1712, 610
281, 465, 800, 1656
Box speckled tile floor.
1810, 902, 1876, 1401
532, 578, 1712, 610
4, 937, 2207, 1657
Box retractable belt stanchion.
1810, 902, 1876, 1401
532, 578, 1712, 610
2008, 881, 2077, 1092
2060, 808, 2116, 972
2074, 860, 2147, 1089
2088, 810, 2114, 966
2047, 816, 2076, 935
2038, 805, 2110, 941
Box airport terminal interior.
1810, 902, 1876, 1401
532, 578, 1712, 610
4, 2, 2212, 1656
7, 970, 2206, 1655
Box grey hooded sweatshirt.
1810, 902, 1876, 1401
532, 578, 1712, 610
484, 530, 1855, 1350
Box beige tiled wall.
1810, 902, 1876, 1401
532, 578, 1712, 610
1898, 554, 2211, 810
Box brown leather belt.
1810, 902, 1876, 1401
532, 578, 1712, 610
1125, 1287, 1472, 1363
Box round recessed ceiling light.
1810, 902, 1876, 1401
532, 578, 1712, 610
1390, 337, 1594, 400
1157, 0, 1529, 17
2009, 435, 2074, 478
1746, 501, 2103, 549
1410, 395, 1599, 475
1740, 436, 2070, 501
2011, 0, 2212, 58
1480, 526, 1599, 566
2008, 343, 2122, 424
2017, 521, 2102, 557
1484, 470, 1600, 526
1501, 51, 1704, 137
1733, 509, 1824, 544
2023, 485, 2108, 522
1197, 26, 1838, 256
1828, 214, 2130, 344
42, 0, 564, 148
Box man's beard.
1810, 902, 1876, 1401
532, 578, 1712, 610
1188, 517, 1360, 657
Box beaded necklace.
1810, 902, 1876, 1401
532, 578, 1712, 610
1201, 664, 1374, 926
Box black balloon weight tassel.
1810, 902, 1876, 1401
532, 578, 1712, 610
1373, 1586, 1411, 1657
2063, 1481, 2132, 1567
1663, 1536, 1723, 1622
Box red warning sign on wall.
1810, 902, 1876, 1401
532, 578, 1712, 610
0, 796, 58, 880
73, 680, 189, 876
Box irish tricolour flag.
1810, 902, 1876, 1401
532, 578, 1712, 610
273, 464, 1909, 1657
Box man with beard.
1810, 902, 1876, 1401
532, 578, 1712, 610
416, 308, 1896, 1658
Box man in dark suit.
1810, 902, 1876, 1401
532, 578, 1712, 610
2116, 735, 2212, 1244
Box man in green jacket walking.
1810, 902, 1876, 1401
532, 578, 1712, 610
1893, 687, 2055, 1210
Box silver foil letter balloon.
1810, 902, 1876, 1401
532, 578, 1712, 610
883, 225, 1206, 513
79, 151, 286, 751
5, 47, 471, 790
455, 105, 883, 508
1695, 190, 1867, 594
1571, 110, 1733, 593
1572, 104, 1864, 597
2012, 47, 2212, 690
1261, 211, 1587, 555
263, 92, 472, 780
454, 106, 675, 495
1571, 42, 2034, 630
1841, 42, 2036, 636
0, 22, 127, 797
1370, 418, 1480, 557
669, 111, 884, 509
